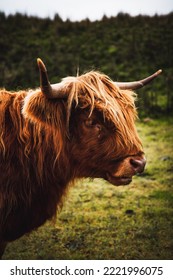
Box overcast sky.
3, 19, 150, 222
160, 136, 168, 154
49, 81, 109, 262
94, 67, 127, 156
0, 0, 173, 21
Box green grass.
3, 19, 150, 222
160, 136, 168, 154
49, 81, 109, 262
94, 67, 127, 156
3, 118, 173, 260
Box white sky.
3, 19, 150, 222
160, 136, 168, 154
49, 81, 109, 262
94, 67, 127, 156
0, 0, 173, 21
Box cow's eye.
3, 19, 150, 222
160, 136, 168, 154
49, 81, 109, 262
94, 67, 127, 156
85, 119, 95, 127
84, 119, 102, 135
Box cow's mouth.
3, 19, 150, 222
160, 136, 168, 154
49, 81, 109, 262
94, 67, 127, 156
106, 172, 132, 186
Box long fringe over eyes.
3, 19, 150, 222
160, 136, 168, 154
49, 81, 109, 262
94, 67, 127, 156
63, 71, 142, 150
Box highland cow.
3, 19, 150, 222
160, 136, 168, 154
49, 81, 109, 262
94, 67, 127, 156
0, 58, 161, 257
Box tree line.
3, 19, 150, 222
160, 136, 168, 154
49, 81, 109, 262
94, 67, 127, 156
0, 11, 173, 116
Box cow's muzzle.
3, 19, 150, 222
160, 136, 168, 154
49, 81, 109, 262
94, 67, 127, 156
106, 154, 146, 186
130, 156, 146, 175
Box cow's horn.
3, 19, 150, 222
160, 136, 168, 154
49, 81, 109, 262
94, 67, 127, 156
37, 58, 66, 99
115, 69, 162, 90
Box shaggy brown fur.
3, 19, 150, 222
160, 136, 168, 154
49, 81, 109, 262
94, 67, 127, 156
0, 71, 144, 257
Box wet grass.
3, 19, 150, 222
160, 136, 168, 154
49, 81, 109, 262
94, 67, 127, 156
3, 118, 173, 260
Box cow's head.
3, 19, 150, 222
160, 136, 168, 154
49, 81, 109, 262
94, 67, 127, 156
33, 59, 161, 186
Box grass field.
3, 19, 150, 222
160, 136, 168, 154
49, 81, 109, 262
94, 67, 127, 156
3, 118, 173, 260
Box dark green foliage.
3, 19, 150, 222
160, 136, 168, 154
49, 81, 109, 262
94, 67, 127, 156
0, 11, 173, 116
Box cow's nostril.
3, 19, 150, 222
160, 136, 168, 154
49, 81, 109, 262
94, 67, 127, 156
130, 157, 146, 174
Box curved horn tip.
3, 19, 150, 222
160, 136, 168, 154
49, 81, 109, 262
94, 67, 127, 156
37, 58, 47, 72
157, 69, 162, 75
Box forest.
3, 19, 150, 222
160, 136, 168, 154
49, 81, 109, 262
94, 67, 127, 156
0, 11, 173, 116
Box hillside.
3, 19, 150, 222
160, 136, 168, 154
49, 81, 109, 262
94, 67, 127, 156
0, 12, 173, 116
